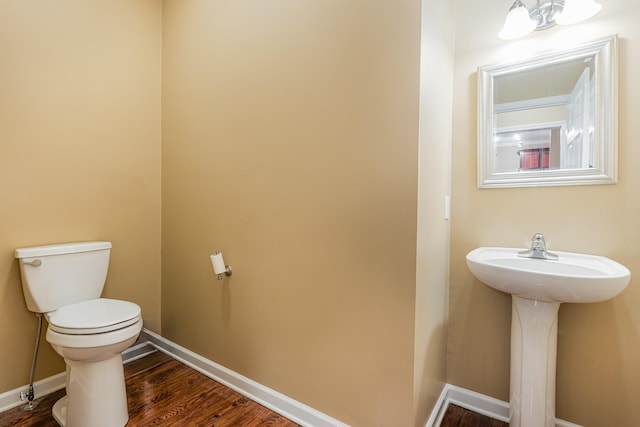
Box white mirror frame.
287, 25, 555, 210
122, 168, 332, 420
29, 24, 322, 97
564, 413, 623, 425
477, 35, 618, 188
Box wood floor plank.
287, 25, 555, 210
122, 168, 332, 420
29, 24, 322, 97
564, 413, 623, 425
124, 351, 172, 378
440, 404, 508, 427
136, 384, 237, 426
0, 389, 64, 427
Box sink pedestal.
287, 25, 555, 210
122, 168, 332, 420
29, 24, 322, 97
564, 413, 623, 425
510, 296, 560, 427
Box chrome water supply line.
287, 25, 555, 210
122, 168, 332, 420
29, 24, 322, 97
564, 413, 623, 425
20, 313, 43, 410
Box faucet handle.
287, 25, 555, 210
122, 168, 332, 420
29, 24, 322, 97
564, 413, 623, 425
532, 233, 546, 244
519, 233, 557, 259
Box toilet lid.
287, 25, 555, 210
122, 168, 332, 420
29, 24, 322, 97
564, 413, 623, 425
47, 298, 141, 335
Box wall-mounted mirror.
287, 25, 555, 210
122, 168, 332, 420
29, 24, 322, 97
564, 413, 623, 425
477, 35, 618, 188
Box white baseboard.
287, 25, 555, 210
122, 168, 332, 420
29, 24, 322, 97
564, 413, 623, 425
0, 372, 66, 414
141, 329, 349, 427
427, 383, 583, 427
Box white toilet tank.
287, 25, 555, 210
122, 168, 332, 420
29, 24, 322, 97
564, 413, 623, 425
15, 241, 112, 313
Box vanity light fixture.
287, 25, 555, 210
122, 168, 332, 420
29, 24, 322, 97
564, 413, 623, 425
498, 0, 602, 40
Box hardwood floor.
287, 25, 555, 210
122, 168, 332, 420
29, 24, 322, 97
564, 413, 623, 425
0, 351, 299, 427
0, 350, 506, 427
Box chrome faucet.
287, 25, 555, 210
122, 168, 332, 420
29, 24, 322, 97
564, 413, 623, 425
518, 233, 558, 260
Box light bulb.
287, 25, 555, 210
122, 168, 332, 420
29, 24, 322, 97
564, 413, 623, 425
555, 0, 602, 25
499, 1, 537, 40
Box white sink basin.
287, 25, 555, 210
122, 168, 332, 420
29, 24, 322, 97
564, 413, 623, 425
466, 247, 630, 303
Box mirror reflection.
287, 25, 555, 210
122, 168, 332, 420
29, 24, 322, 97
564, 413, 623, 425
477, 35, 617, 188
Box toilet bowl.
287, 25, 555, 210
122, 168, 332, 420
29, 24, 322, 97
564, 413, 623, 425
15, 242, 142, 427
46, 298, 142, 427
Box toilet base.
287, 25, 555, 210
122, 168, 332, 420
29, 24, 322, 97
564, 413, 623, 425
53, 354, 130, 427
52, 396, 67, 426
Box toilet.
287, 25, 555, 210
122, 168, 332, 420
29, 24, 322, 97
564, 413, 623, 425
15, 241, 142, 427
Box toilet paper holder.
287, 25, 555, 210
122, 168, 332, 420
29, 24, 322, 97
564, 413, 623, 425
210, 252, 232, 280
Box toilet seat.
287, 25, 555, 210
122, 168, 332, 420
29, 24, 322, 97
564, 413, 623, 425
47, 298, 141, 335
46, 317, 142, 350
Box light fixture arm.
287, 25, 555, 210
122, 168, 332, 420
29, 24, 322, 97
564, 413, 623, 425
499, 0, 602, 40
530, 0, 564, 30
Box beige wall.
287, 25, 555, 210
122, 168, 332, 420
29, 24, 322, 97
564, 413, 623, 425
161, 0, 431, 425
450, 1, 640, 426
0, 0, 162, 393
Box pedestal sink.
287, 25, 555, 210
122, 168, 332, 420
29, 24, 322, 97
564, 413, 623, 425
466, 246, 630, 427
